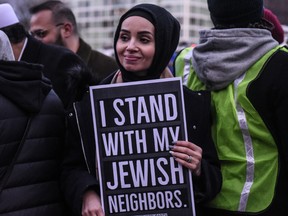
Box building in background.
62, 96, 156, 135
0, 0, 286, 51
61, 0, 212, 53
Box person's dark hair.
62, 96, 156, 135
263, 8, 284, 44
29, 0, 78, 34
0, 23, 27, 44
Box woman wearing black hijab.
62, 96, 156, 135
61, 4, 221, 216
109, 3, 180, 82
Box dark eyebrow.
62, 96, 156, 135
119, 29, 129, 33
120, 29, 153, 36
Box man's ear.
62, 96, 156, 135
61, 22, 73, 38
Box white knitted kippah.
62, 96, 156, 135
0, 3, 19, 28
0, 30, 15, 60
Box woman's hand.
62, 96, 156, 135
82, 190, 105, 216
169, 140, 202, 176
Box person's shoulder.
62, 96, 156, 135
25, 36, 60, 57
27, 35, 76, 58
176, 46, 195, 61
99, 71, 117, 84
78, 37, 117, 64
39, 41, 87, 67
91, 48, 115, 62
278, 45, 288, 54
89, 48, 118, 72
41, 41, 75, 56
268, 45, 288, 65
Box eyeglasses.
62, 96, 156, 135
30, 23, 64, 38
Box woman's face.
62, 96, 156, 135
116, 16, 155, 76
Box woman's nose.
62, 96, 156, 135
126, 39, 138, 51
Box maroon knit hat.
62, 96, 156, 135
263, 8, 284, 44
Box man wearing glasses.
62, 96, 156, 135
29, 1, 118, 82
30, 23, 64, 43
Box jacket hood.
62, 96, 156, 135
192, 28, 278, 90
0, 30, 15, 61
0, 60, 51, 113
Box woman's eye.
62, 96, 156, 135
140, 37, 150, 44
120, 34, 129, 41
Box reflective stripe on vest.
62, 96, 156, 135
175, 46, 283, 212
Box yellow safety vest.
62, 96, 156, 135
175, 46, 283, 212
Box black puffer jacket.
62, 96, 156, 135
0, 60, 67, 215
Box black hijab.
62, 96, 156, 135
114, 3, 180, 82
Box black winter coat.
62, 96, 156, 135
0, 60, 67, 216
61, 75, 222, 215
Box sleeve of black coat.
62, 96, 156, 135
60, 94, 100, 216
183, 86, 222, 204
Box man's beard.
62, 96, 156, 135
54, 32, 65, 47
